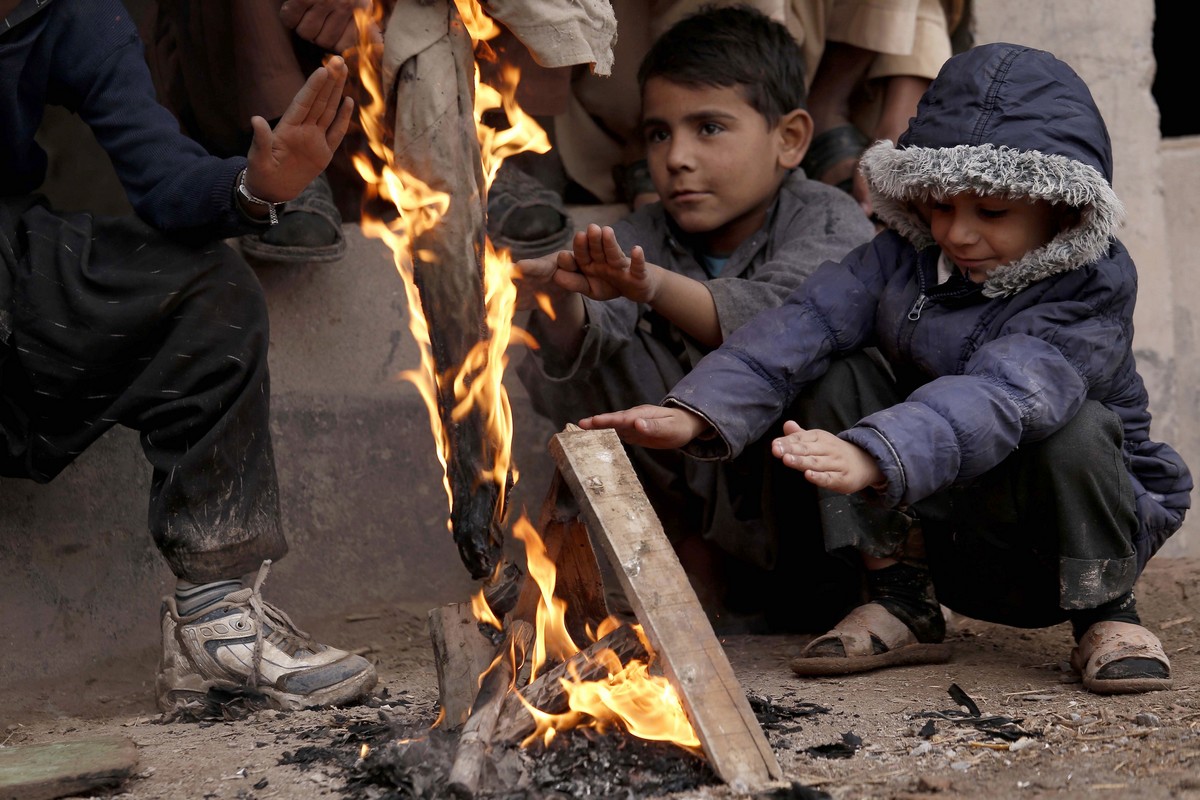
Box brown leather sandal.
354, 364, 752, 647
790, 603, 952, 677
1070, 621, 1173, 694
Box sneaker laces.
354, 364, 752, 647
166, 560, 312, 690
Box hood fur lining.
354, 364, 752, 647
861, 141, 1125, 297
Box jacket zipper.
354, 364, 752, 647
908, 294, 928, 320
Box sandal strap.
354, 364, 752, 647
1073, 621, 1170, 677
803, 603, 918, 658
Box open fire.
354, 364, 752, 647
479, 515, 700, 752
346, 1, 705, 787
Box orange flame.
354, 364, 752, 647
350, 0, 546, 524
351, 0, 698, 757
509, 516, 701, 753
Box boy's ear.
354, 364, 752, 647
776, 108, 814, 170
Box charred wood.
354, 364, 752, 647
447, 619, 535, 798
493, 623, 649, 745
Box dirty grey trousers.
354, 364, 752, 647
0, 196, 286, 582
800, 352, 1140, 629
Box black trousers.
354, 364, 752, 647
0, 196, 286, 582
799, 352, 1140, 629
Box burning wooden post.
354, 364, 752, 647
383, 0, 505, 579
357, 0, 617, 582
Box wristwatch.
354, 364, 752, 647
236, 168, 285, 225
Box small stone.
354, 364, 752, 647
917, 775, 953, 792
910, 741, 933, 757
1134, 712, 1161, 727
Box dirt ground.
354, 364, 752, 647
4, 557, 1199, 800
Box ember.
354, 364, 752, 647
345, 719, 716, 799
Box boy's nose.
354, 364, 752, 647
665, 138, 695, 171
946, 214, 979, 245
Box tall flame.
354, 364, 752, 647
350, 0, 546, 522
352, 0, 699, 757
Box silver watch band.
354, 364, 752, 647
236, 168, 285, 225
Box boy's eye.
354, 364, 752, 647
699, 122, 723, 136
979, 207, 1008, 219
645, 128, 669, 144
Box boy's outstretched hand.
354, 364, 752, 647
556, 224, 659, 304
243, 55, 354, 204
772, 421, 885, 494
513, 250, 580, 311
579, 404, 708, 449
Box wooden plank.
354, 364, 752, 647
548, 426, 782, 791
429, 602, 500, 729
0, 735, 138, 800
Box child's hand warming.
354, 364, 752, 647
243, 55, 354, 205
579, 404, 709, 449
772, 421, 885, 494
513, 251, 578, 311
555, 224, 659, 304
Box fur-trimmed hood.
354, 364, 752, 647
860, 43, 1126, 298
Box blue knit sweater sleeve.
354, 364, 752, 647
48, 0, 258, 240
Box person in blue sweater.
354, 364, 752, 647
1, 0, 376, 713
580, 43, 1193, 695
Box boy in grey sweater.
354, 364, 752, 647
514, 5, 874, 629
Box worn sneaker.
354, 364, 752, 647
156, 562, 377, 714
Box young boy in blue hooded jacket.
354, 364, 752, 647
580, 42, 1193, 694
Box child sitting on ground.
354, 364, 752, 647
512, 5, 875, 630
580, 42, 1193, 694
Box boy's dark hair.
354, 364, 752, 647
637, 4, 807, 126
